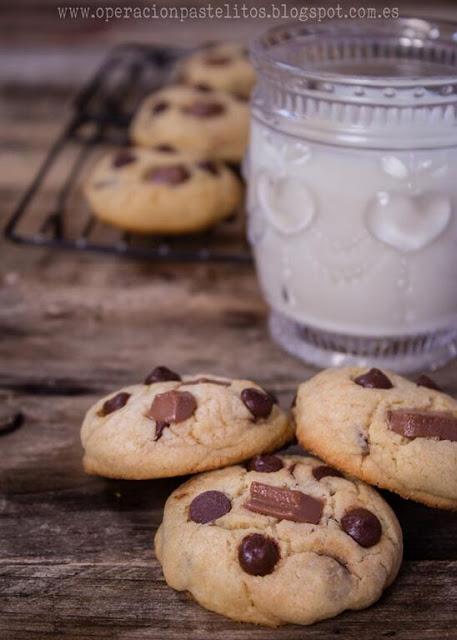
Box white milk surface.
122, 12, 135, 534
247, 119, 457, 336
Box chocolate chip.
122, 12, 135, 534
388, 409, 457, 442
98, 392, 130, 417
204, 55, 231, 66
313, 465, 343, 481
197, 160, 219, 176
241, 388, 274, 419
146, 390, 197, 424
112, 151, 136, 168
354, 368, 393, 389
144, 165, 190, 185
238, 533, 280, 576
341, 508, 382, 548
247, 454, 284, 473
416, 374, 441, 392
144, 366, 181, 385
194, 83, 213, 92
151, 101, 169, 115
233, 93, 249, 102
154, 144, 176, 153
245, 481, 323, 524
189, 490, 231, 524
154, 421, 169, 441
182, 101, 226, 117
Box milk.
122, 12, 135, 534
247, 119, 457, 337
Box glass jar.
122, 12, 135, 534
247, 18, 457, 372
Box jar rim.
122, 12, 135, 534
251, 17, 457, 95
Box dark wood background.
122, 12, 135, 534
2, 2, 457, 638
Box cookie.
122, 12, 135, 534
294, 367, 457, 510
155, 454, 402, 626
81, 368, 293, 479
130, 85, 249, 162
178, 41, 255, 98
83, 146, 242, 234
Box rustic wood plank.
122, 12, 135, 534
3, 13, 457, 637
1, 560, 457, 640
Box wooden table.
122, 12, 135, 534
2, 8, 457, 638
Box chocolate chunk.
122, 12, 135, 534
144, 366, 181, 385
183, 101, 225, 117
112, 150, 136, 168
416, 374, 442, 392
194, 83, 213, 92
354, 368, 393, 389
341, 508, 382, 548
238, 533, 280, 576
247, 454, 284, 473
98, 391, 130, 417
154, 144, 176, 153
205, 55, 231, 66
180, 377, 230, 387
197, 160, 219, 176
313, 465, 343, 481
154, 421, 169, 441
241, 388, 274, 419
144, 165, 190, 185
147, 390, 197, 424
388, 409, 457, 442
189, 490, 231, 524
245, 481, 323, 524
233, 93, 249, 102
151, 101, 169, 115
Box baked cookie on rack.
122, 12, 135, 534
155, 453, 402, 626
129, 85, 249, 162
81, 367, 293, 479
178, 41, 255, 99
294, 367, 457, 510
83, 146, 242, 234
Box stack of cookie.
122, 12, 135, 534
83, 43, 254, 235
81, 364, 457, 626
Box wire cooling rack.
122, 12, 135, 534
4, 44, 251, 264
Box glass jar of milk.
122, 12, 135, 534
247, 18, 457, 372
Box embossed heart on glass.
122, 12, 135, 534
257, 172, 316, 235
366, 191, 452, 252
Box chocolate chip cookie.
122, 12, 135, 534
155, 454, 402, 626
178, 41, 255, 99
83, 146, 242, 234
130, 85, 249, 162
295, 367, 457, 510
81, 368, 293, 479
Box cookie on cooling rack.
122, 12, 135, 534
129, 85, 249, 163
178, 41, 255, 99
83, 146, 242, 234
